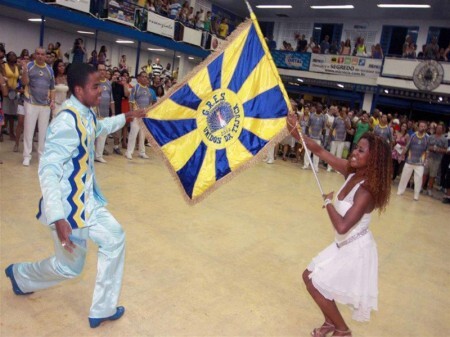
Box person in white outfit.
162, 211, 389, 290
21, 47, 56, 166
94, 63, 115, 163
5, 63, 147, 328
287, 115, 392, 337
328, 106, 351, 171
125, 71, 155, 160
397, 121, 429, 201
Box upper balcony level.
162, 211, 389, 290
273, 50, 450, 108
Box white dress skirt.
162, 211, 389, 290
307, 174, 378, 322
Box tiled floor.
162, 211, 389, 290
1, 138, 449, 337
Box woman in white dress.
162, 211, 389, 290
52, 60, 69, 117
288, 117, 392, 337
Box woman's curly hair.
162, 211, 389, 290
347, 132, 392, 213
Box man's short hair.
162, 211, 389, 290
68, 63, 97, 95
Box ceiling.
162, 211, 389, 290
212, 0, 450, 21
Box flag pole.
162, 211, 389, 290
286, 117, 326, 196
246, 0, 326, 197
298, 130, 325, 196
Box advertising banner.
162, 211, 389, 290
55, 0, 91, 13
182, 26, 202, 47
309, 54, 382, 78
271, 51, 310, 71
108, 0, 136, 27
147, 11, 174, 38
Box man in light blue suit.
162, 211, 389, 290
5, 63, 146, 328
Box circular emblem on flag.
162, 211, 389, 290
196, 89, 244, 150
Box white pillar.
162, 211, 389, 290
362, 92, 374, 113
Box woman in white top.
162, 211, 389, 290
52, 60, 69, 117
288, 117, 392, 337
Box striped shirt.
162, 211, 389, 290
331, 116, 349, 141
406, 132, 428, 165
308, 113, 325, 140
26, 61, 55, 105
374, 124, 392, 143
151, 63, 164, 78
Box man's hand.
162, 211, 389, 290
286, 113, 301, 141
125, 108, 147, 120
55, 219, 75, 253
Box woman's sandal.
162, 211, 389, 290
311, 321, 335, 337
332, 329, 352, 337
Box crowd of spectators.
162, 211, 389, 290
266, 99, 450, 204
0, 40, 178, 165
275, 32, 450, 61
147, 0, 231, 38
403, 35, 450, 61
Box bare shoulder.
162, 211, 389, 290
354, 185, 375, 212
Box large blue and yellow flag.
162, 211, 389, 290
142, 14, 291, 203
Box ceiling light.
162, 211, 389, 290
337, 84, 344, 88
256, 5, 293, 9
148, 48, 166, 51
176, 55, 181, 58
377, 4, 431, 8
311, 5, 354, 9
384, 89, 389, 94
297, 78, 304, 82
438, 97, 443, 102
28, 18, 45, 22
188, 57, 194, 60
77, 30, 95, 35
116, 40, 134, 44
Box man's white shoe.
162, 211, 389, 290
22, 158, 30, 166
95, 157, 107, 163
125, 153, 132, 160
139, 153, 149, 159
266, 159, 274, 164
302, 165, 309, 170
